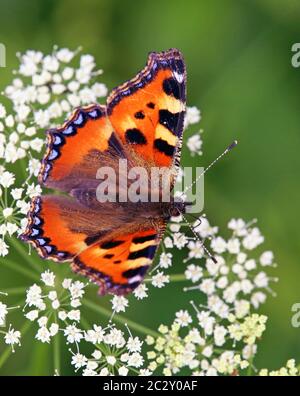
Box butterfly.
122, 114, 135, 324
20, 48, 187, 295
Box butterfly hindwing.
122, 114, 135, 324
20, 194, 165, 294
72, 227, 165, 295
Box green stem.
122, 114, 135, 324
53, 316, 60, 373
0, 257, 40, 282
83, 298, 159, 338
10, 237, 40, 273
1, 286, 27, 295
145, 273, 186, 283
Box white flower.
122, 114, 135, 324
187, 240, 204, 259
41, 270, 55, 287
34, 109, 50, 128
118, 366, 129, 376
260, 251, 274, 266
0, 302, 8, 325
228, 218, 247, 236
127, 352, 144, 368
56, 48, 74, 63
235, 300, 250, 318
92, 82, 108, 97
26, 183, 42, 198
151, 272, 169, 288
69, 281, 85, 299
26, 284, 43, 308
43, 55, 59, 72
139, 369, 152, 376
85, 325, 105, 344
104, 327, 125, 348
185, 106, 201, 128
227, 238, 240, 254
202, 346, 213, 358
64, 325, 83, 344
11, 187, 23, 200
71, 353, 88, 370
200, 279, 215, 295
52, 300, 60, 310
106, 355, 117, 366
49, 323, 59, 336
245, 259, 256, 271
38, 316, 48, 327
111, 295, 128, 313
254, 272, 269, 288
0, 171, 15, 188
187, 133, 202, 155
242, 227, 264, 250
185, 264, 203, 283
0, 239, 9, 256
251, 292, 266, 308
197, 311, 215, 335
173, 232, 187, 249
164, 236, 173, 248
62, 67, 74, 80
214, 326, 227, 346
99, 367, 109, 376
92, 350, 102, 359
68, 310, 80, 321
36, 326, 51, 343
159, 252, 172, 268
211, 237, 227, 254
175, 310, 192, 327
58, 311, 67, 321
62, 279, 72, 289
25, 310, 39, 321
5, 115, 15, 127
4, 328, 21, 350
0, 104, 6, 118
133, 284, 148, 300
127, 336, 143, 353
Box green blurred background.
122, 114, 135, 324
0, 0, 300, 375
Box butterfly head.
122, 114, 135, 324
163, 198, 189, 219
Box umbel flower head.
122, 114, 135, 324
0, 292, 21, 352
24, 271, 86, 344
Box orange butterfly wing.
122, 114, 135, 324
107, 48, 186, 169
21, 49, 186, 295
72, 228, 164, 295
39, 104, 117, 192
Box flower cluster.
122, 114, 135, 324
24, 270, 86, 344
0, 292, 21, 352
70, 324, 145, 376
1, 48, 107, 164
186, 217, 275, 312
145, 310, 268, 376
0, 167, 41, 256
259, 360, 299, 376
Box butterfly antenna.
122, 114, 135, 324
180, 212, 217, 264
182, 140, 238, 195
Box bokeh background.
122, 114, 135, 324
0, 0, 300, 375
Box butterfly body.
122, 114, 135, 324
21, 49, 187, 295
